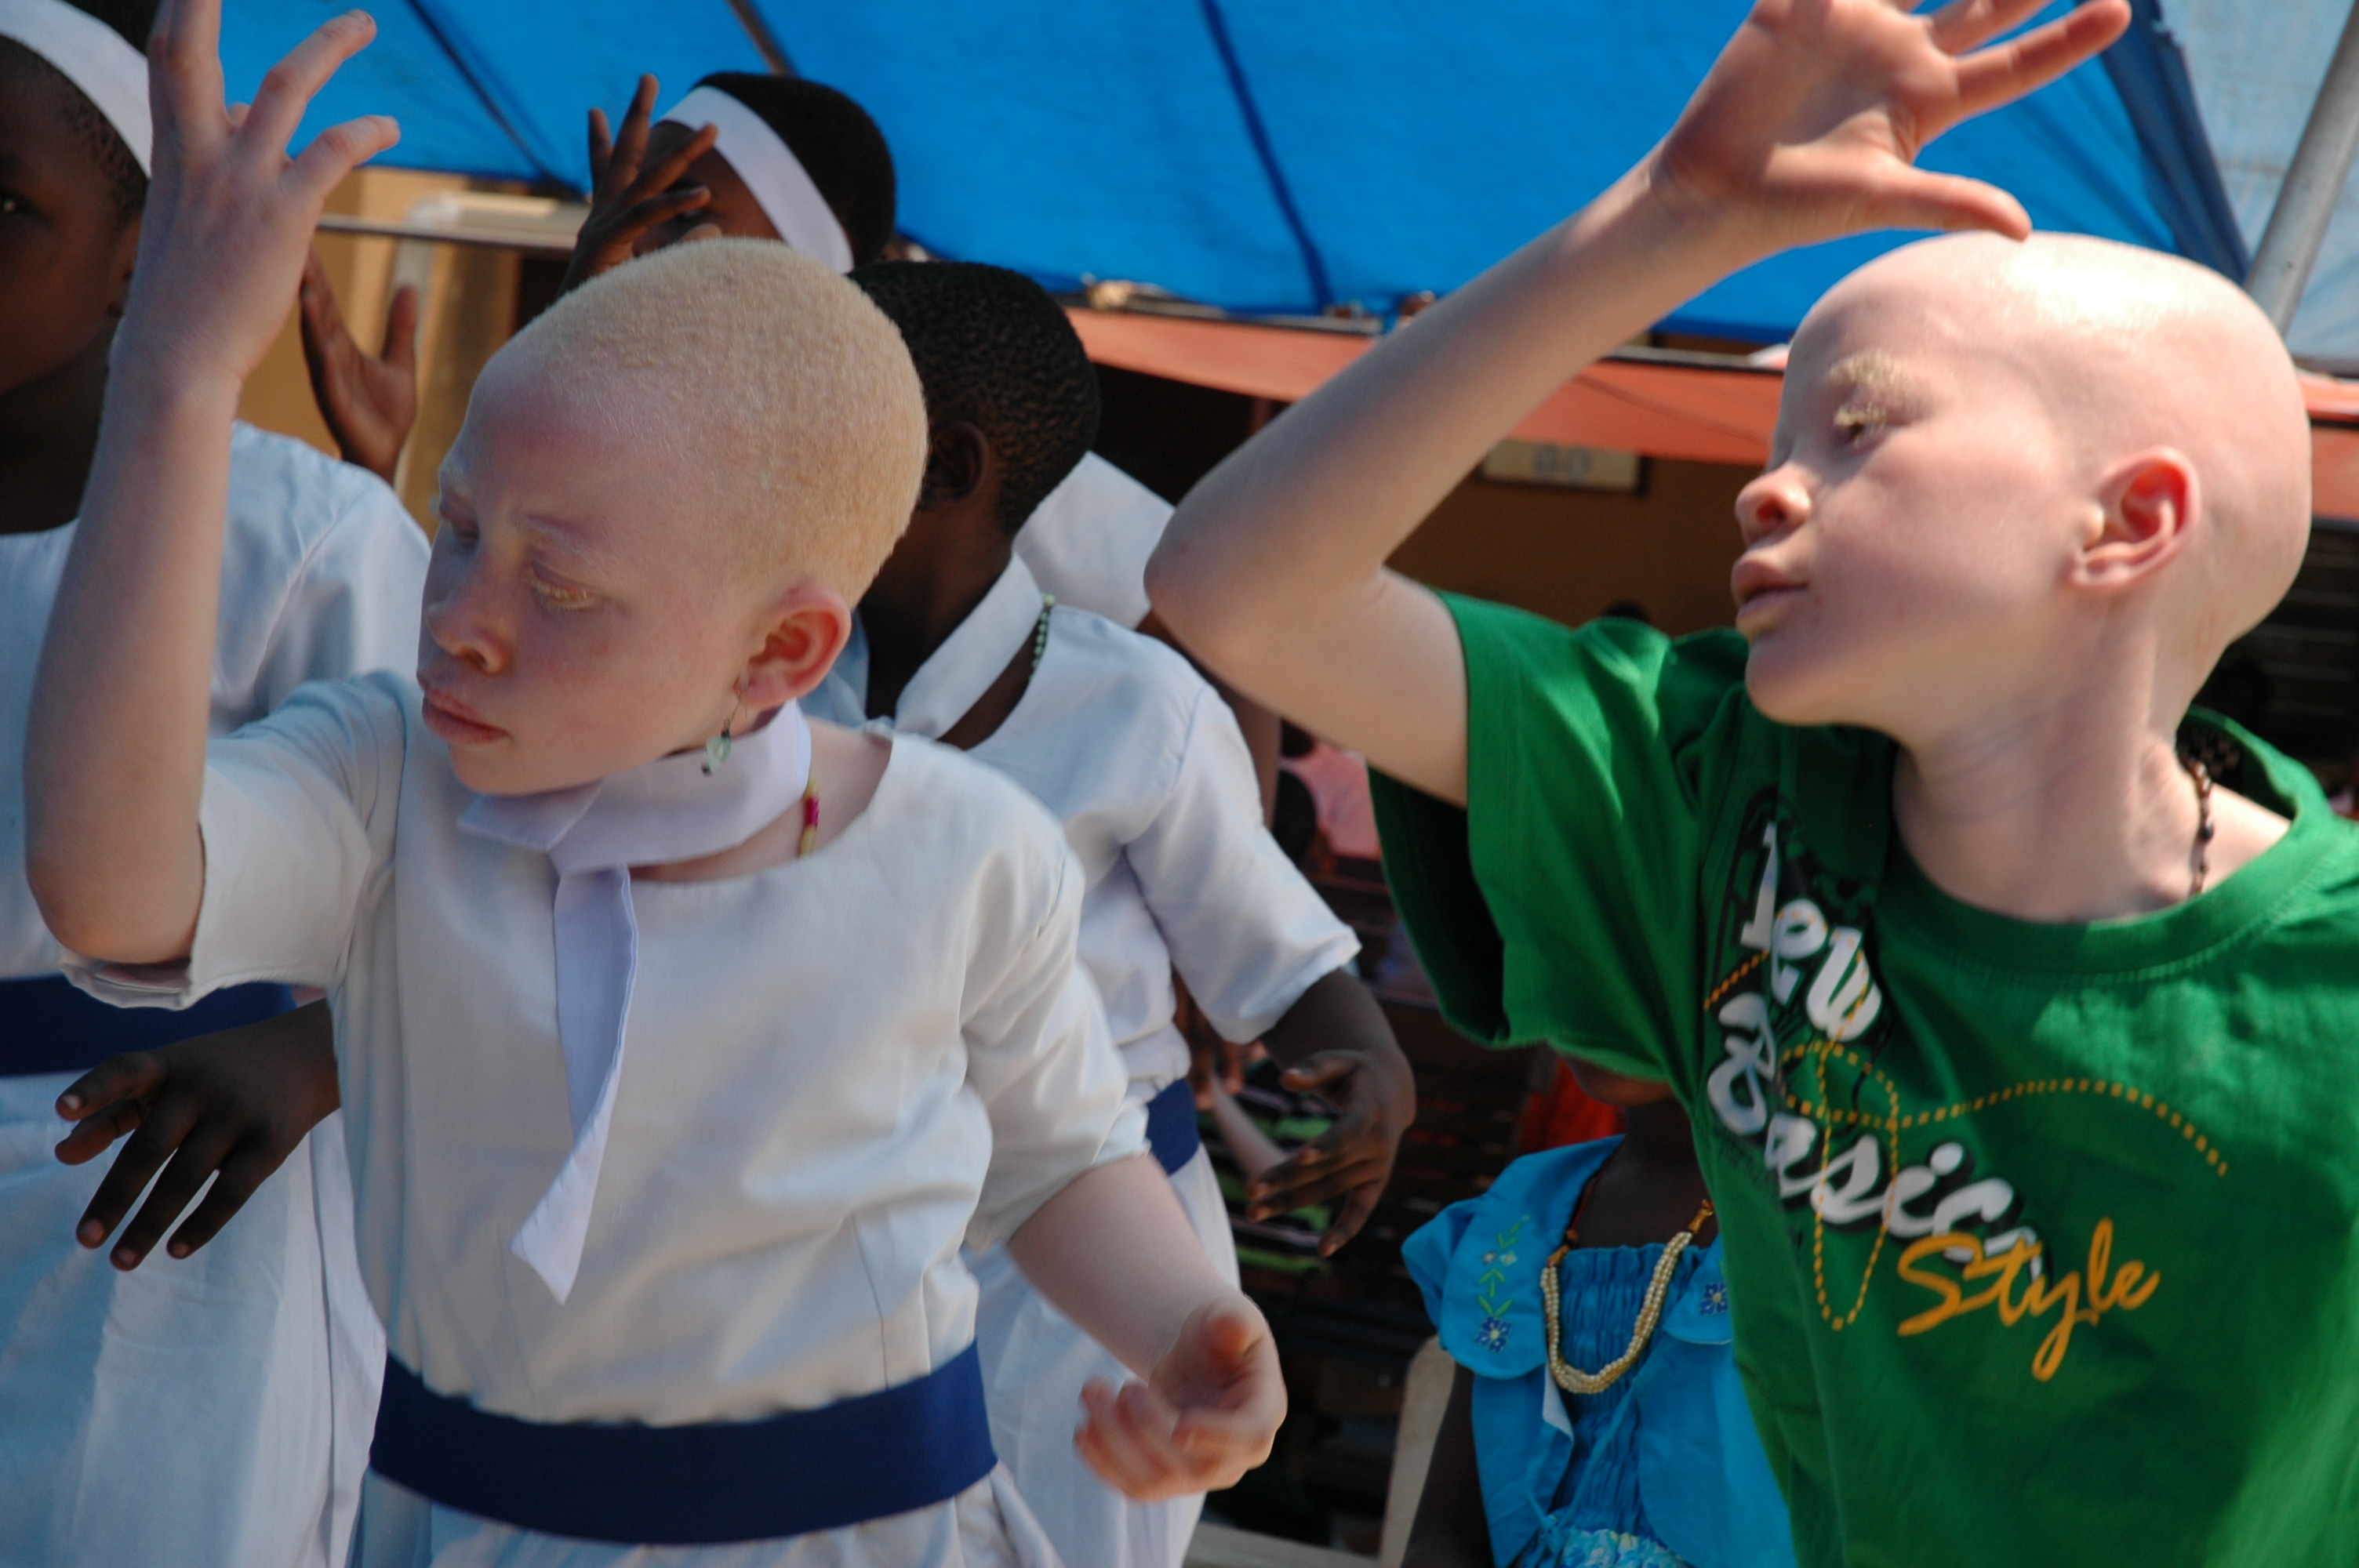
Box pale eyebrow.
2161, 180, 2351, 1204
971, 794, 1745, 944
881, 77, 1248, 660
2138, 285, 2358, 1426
511, 512, 627, 580
1823, 350, 1918, 411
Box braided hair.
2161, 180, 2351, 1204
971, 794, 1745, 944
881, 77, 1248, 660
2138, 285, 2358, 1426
852, 260, 1100, 536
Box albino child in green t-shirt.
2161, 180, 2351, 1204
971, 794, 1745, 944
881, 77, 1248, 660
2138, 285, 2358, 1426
1148, 2, 2359, 1564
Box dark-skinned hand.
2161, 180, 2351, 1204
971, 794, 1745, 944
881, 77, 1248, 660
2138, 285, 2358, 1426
53, 1000, 340, 1270
1245, 968, 1415, 1254
297, 246, 416, 485
558, 74, 720, 296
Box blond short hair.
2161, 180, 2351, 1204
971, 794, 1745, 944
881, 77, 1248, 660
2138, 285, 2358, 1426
502, 238, 927, 597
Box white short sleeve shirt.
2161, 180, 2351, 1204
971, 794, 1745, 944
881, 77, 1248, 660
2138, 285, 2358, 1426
812, 555, 1361, 1096
71, 678, 1144, 1427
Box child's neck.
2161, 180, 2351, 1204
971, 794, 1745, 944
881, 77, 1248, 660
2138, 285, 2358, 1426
859, 534, 1014, 722
1578, 1096, 1713, 1250
0, 332, 109, 537
1892, 684, 2288, 924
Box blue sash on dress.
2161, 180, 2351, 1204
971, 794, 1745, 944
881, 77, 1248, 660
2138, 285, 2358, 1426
369, 1343, 1000, 1545
1145, 1077, 1203, 1174
0, 975, 296, 1078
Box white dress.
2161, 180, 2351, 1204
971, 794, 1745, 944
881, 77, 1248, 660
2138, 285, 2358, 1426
70, 674, 1146, 1567
0, 424, 424, 1568
810, 556, 1359, 1568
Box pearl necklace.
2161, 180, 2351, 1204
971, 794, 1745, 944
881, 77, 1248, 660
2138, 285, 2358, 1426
1539, 1200, 1714, 1396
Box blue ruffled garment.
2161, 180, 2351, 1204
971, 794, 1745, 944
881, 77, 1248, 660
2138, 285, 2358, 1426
1402, 1138, 1796, 1568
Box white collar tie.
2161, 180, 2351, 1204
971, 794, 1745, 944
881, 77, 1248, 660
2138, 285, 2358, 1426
458, 705, 814, 1301
889, 556, 1049, 740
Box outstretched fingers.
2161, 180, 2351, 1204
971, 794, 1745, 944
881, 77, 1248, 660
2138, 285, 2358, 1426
286, 112, 402, 207
52, 1051, 166, 1165
71, 1089, 204, 1257
145, 0, 230, 162
159, 1139, 281, 1258
1948, 0, 2130, 118
241, 9, 377, 159
1859, 161, 2035, 239
630, 121, 718, 207
382, 281, 420, 369
1923, 0, 2054, 54
107, 1119, 242, 1267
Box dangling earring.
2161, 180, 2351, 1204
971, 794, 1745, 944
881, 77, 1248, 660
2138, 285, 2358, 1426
703, 716, 734, 775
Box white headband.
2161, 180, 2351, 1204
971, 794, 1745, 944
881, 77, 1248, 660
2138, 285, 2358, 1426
660, 85, 853, 274
0, 0, 150, 176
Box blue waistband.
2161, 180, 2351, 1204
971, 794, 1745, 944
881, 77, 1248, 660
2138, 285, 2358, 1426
1146, 1076, 1202, 1175
0, 975, 296, 1078
369, 1343, 999, 1545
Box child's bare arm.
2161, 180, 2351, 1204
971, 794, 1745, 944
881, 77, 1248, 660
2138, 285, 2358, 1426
53, 1000, 341, 1269
1006, 1153, 1285, 1498
24, 0, 396, 959
1400, 1364, 1492, 1568
1147, 0, 2129, 805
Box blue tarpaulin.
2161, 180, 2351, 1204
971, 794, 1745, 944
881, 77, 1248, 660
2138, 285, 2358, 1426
220, 1, 2256, 344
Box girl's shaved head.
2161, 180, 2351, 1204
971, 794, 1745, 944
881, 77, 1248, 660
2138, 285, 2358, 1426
482, 238, 928, 598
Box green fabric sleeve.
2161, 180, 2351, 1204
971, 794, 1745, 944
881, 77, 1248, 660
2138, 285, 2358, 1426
1371, 597, 1750, 1094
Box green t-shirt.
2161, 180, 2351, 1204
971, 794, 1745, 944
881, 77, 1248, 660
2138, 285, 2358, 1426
1371, 598, 2359, 1568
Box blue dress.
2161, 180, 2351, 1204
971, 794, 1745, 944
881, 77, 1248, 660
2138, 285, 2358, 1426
1402, 1139, 1796, 1568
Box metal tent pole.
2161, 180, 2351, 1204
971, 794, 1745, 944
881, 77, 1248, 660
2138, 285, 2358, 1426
2248, 1, 2359, 332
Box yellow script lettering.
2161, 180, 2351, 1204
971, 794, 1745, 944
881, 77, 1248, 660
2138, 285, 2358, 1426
1892, 1217, 2158, 1380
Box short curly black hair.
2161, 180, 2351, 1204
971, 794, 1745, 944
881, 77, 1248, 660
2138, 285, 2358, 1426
851, 260, 1100, 536
698, 74, 895, 267
0, 0, 154, 230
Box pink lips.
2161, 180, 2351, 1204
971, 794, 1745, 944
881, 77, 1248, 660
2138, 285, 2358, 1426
1731, 556, 1806, 619
420, 688, 506, 746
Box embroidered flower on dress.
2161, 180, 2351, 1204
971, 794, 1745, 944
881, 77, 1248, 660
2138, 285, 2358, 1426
1476, 1315, 1511, 1352
1700, 1281, 1729, 1315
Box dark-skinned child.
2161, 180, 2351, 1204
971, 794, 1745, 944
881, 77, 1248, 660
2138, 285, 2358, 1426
794, 258, 1414, 1568
0, 1, 426, 1563
1401, 1061, 1792, 1568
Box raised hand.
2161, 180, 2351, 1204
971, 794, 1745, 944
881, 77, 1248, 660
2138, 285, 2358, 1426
1245, 1047, 1415, 1254
557, 74, 720, 296
298, 248, 416, 483
1078, 1298, 1284, 1500
53, 1001, 342, 1269
124, 0, 398, 395
1654, 0, 2132, 249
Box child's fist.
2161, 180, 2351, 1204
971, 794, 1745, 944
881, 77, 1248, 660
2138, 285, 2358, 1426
1651, 0, 2130, 252
1075, 1296, 1285, 1500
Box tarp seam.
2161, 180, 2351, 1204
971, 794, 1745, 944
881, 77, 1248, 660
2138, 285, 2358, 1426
1197, 0, 1334, 309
